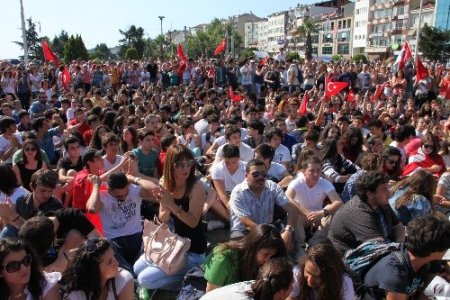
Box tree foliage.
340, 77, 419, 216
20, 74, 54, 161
419, 24, 450, 62
352, 53, 368, 64
13, 18, 43, 60
90, 43, 112, 61
63, 35, 89, 62
125, 47, 139, 60
119, 25, 145, 59
186, 18, 243, 59
50, 30, 69, 56
297, 19, 321, 61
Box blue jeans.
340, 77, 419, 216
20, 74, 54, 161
134, 251, 205, 290
0, 224, 19, 239
110, 232, 143, 275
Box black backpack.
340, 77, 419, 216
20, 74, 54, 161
176, 265, 207, 300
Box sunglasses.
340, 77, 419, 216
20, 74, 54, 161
251, 171, 267, 178
423, 144, 434, 149
387, 159, 398, 164
24, 147, 36, 152
2, 254, 32, 273
174, 160, 195, 169
86, 237, 103, 253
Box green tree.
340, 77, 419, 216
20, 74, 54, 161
352, 53, 368, 64
419, 24, 450, 62
241, 48, 256, 60
297, 19, 321, 61
125, 47, 139, 60
14, 18, 43, 60
118, 25, 145, 59
63, 34, 88, 62
91, 43, 111, 61
50, 30, 69, 56
287, 52, 300, 61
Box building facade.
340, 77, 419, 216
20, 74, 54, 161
434, 0, 450, 30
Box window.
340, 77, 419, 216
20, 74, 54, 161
322, 46, 333, 54
312, 47, 318, 54
338, 45, 349, 54
323, 34, 333, 43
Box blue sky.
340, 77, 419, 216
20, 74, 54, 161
0, 0, 317, 59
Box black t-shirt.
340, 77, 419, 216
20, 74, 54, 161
328, 196, 399, 256
15, 193, 63, 220
57, 156, 83, 172
363, 247, 427, 299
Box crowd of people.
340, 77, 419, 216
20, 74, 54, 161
0, 51, 449, 300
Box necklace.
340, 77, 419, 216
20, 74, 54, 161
9, 293, 25, 300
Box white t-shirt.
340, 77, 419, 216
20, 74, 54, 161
268, 162, 287, 181
29, 73, 43, 93
24, 272, 61, 300
103, 155, 123, 172
215, 143, 254, 163
290, 265, 355, 299
0, 133, 23, 164
285, 118, 296, 132
287, 173, 335, 212
0, 186, 29, 205
200, 281, 254, 300
273, 144, 291, 164
99, 184, 142, 239
210, 160, 246, 193
194, 119, 209, 137
65, 269, 133, 300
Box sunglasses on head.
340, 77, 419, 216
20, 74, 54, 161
2, 254, 32, 273
251, 171, 267, 178
174, 160, 195, 169
86, 237, 102, 253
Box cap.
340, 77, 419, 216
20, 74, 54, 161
82, 149, 103, 166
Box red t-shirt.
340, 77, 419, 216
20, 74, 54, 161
69, 118, 90, 136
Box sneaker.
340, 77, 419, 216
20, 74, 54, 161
207, 220, 226, 231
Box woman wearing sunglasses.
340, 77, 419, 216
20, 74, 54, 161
61, 237, 133, 300
12, 139, 47, 192
380, 146, 402, 182
403, 133, 446, 178
0, 237, 61, 300
134, 144, 207, 291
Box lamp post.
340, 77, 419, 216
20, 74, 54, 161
19, 0, 28, 64
158, 16, 165, 59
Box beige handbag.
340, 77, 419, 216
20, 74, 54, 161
143, 220, 191, 275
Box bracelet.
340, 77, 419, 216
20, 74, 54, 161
134, 177, 141, 185
283, 225, 294, 233
11, 214, 20, 222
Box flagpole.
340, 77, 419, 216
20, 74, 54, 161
414, 0, 423, 63
19, 0, 28, 64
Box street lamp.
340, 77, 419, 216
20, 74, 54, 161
158, 16, 165, 59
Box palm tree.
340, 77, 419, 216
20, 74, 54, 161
297, 18, 321, 61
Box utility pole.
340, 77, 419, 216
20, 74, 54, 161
414, 0, 423, 63
158, 16, 165, 60
19, 0, 28, 64
184, 26, 188, 57
231, 17, 235, 58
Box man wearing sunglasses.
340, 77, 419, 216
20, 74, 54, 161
229, 159, 297, 250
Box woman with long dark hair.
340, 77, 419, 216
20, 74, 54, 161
88, 125, 111, 151
380, 146, 402, 181
204, 224, 287, 292
201, 257, 293, 300
62, 237, 134, 300
320, 138, 358, 193
12, 139, 47, 191
389, 169, 436, 225
0, 237, 61, 300
341, 127, 364, 163
134, 144, 207, 291
120, 126, 138, 154
287, 243, 354, 300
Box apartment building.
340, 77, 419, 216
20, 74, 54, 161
434, 0, 450, 30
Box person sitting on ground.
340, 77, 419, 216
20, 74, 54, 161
388, 169, 436, 226
132, 130, 159, 177
0, 237, 62, 300
286, 156, 343, 259
61, 237, 134, 300
287, 243, 355, 300
243, 120, 265, 149
362, 215, 450, 300
265, 128, 291, 169
204, 224, 287, 292
254, 143, 293, 189
57, 136, 83, 185
200, 257, 293, 300
214, 125, 254, 163
12, 139, 47, 191
102, 133, 123, 172
328, 171, 405, 256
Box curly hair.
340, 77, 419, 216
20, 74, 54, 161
61, 237, 112, 300
405, 215, 450, 257
0, 238, 45, 300
299, 243, 348, 300
89, 125, 111, 150
356, 171, 389, 203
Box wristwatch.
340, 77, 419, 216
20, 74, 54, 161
322, 208, 330, 217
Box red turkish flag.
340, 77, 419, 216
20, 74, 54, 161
214, 38, 227, 56
325, 77, 349, 99
62, 66, 71, 90
41, 40, 59, 67
259, 56, 269, 67
177, 43, 187, 63
228, 86, 242, 102
416, 57, 428, 81
298, 91, 309, 115
347, 89, 355, 102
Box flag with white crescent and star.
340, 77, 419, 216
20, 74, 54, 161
325, 77, 349, 100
